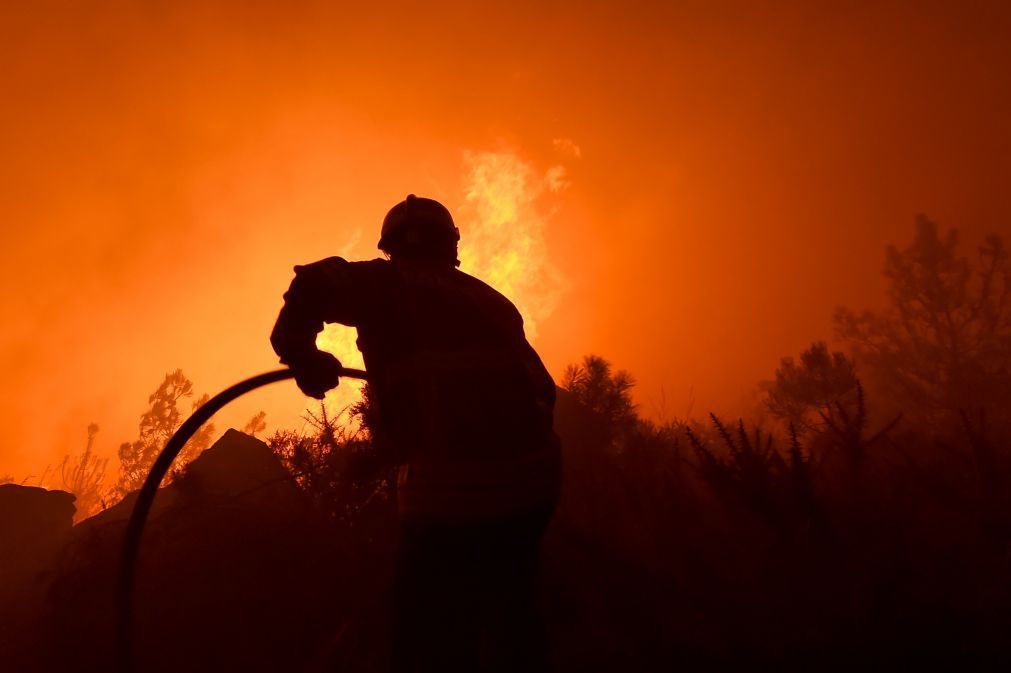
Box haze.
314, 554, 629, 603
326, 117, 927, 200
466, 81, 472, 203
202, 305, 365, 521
2, 1, 1009, 478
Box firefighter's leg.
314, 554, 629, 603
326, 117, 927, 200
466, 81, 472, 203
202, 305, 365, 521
483, 505, 554, 673
392, 519, 481, 673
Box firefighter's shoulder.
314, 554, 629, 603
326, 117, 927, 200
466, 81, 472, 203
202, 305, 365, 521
453, 269, 524, 323
291, 256, 389, 287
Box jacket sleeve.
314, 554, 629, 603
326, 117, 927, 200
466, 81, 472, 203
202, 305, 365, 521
270, 257, 363, 366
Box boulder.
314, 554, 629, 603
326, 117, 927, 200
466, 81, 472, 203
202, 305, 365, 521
85, 428, 302, 528
0, 484, 76, 578
37, 429, 344, 673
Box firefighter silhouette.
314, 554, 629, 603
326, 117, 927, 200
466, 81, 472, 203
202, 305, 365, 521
271, 195, 560, 671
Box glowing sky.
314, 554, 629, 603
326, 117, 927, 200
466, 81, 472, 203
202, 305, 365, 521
2, 1, 1009, 479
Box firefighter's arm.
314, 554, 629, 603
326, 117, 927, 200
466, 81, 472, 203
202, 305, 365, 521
270, 257, 358, 399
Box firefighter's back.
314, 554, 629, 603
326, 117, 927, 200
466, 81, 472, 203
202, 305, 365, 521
353, 258, 560, 521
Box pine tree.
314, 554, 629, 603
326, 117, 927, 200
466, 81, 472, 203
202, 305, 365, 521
115, 370, 214, 496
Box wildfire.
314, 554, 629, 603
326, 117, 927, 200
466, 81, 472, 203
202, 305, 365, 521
457, 150, 568, 341
315, 148, 568, 417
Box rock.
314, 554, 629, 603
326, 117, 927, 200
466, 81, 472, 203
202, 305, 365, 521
0, 484, 76, 576
0, 485, 78, 672
84, 428, 303, 528
176, 428, 302, 502
36, 430, 341, 673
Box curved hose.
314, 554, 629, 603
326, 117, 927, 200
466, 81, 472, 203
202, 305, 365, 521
115, 366, 367, 672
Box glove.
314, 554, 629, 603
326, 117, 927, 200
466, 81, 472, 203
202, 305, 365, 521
289, 350, 342, 400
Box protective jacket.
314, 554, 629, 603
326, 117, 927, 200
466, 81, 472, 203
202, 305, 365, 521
271, 256, 561, 521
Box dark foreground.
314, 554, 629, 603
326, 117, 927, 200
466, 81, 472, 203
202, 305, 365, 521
2, 388, 1011, 672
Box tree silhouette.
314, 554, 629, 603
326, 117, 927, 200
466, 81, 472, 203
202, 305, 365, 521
115, 370, 214, 495
763, 341, 859, 432
58, 423, 108, 520
561, 354, 638, 445
835, 216, 1011, 423
243, 411, 268, 438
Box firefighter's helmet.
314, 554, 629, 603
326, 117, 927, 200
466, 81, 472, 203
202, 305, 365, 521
378, 195, 460, 264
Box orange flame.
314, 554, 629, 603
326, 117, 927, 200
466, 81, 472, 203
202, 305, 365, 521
457, 150, 568, 341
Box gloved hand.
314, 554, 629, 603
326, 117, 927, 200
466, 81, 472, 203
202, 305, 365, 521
289, 350, 342, 400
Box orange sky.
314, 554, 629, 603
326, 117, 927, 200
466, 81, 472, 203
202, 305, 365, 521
2, 1, 1009, 479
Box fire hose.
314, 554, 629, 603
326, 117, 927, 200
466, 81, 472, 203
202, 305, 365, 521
115, 366, 367, 673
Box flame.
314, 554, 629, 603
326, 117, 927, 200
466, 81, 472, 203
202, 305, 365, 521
457, 150, 568, 340
315, 148, 568, 417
